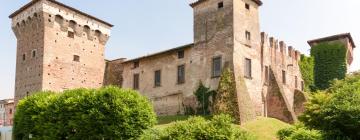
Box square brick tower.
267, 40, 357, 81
10, 0, 113, 104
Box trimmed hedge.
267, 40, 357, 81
13, 86, 156, 140
311, 41, 347, 90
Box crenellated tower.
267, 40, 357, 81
10, 0, 113, 104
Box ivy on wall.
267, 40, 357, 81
194, 82, 216, 115
310, 41, 347, 90
299, 54, 315, 92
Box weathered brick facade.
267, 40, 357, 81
11, 0, 112, 104
11, 0, 310, 124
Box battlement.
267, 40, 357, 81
261, 32, 301, 61
10, 0, 112, 44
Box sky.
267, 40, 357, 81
0, 0, 359, 99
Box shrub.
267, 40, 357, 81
141, 114, 255, 140
277, 124, 323, 140
13, 86, 156, 140
300, 72, 360, 139
194, 82, 216, 115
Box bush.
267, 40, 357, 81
277, 124, 323, 140
13, 86, 156, 140
194, 82, 216, 115
300, 72, 360, 139
141, 114, 255, 140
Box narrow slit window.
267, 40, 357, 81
22, 54, 26, 61
245, 58, 252, 78
32, 50, 37, 58
245, 31, 251, 40
265, 66, 269, 84
282, 70, 286, 84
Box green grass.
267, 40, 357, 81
241, 117, 291, 140
156, 116, 290, 140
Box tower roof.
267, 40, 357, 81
190, 0, 263, 7
307, 33, 356, 48
9, 0, 113, 27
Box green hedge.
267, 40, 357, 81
13, 86, 156, 140
311, 41, 347, 90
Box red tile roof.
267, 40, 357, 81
9, 0, 113, 27
307, 33, 356, 48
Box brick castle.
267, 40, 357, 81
10, 0, 355, 124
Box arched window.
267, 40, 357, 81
33, 13, 38, 17
69, 20, 77, 29
95, 30, 102, 38
83, 25, 91, 36
55, 15, 64, 25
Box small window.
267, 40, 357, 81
282, 70, 286, 84
218, 2, 224, 9
245, 58, 252, 78
32, 50, 37, 58
245, 31, 251, 40
9, 109, 12, 114
178, 65, 185, 84
245, 3, 250, 10
265, 66, 269, 84
68, 31, 74, 38
301, 81, 304, 91
178, 50, 184, 59
154, 70, 161, 87
133, 61, 139, 68
133, 74, 140, 90
73, 55, 80, 62
212, 57, 222, 77
295, 76, 298, 88
22, 54, 26, 61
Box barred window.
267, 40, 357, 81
178, 65, 185, 84
212, 57, 222, 77
154, 70, 161, 87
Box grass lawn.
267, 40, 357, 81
241, 117, 291, 140
156, 115, 290, 140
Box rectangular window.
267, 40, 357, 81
22, 54, 26, 61
265, 66, 269, 84
177, 65, 185, 84
68, 31, 74, 38
154, 70, 161, 87
133, 74, 140, 90
282, 70, 286, 84
245, 31, 251, 40
295, 76, 298, 88
301, 81, 304, 91
245, 58, 252, 78
212, 57, 222, 77
32, 50, 37, 58
133, 61, 139, 68
178, 50, 184, 59
218, 2, 224, 9
245, 3, 250, 10
73, 55, 80, 62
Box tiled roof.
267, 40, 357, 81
190, 0, 263, 7
308, 33, 356, 48
9, 0, 113, 27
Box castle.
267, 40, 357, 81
10, 0, 354, 124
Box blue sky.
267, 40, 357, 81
0, 0, 359, 99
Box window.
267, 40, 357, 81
154, 70, 161, 87
32, 50, 37, 58
245, 3, 250, 10
22, 54, 26, 61
9, 109, 12, 114
282, 70, 286, 84
178, 50, 184, 59
133, 61, 139, 68
245, 58, 252, 78
178, 65, 185, 84
295, 76, 298, 88
67, 31, 74, 38
218, 2, 224, 9
265, 66, 269, 84
245, 31, 251, 40
212, 57, 222, 77
301, 81, 304, 91
73, 55, 80, 62
133, 74, 140, 89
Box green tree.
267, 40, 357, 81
299, 72, 360, 139
194, 82, 215, 115
298, 55, 315, 92
213, 68, 241, 123
13, 86, 156, 140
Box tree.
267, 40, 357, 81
194, 82, 215, 115
13, 86, 156, 140
299, 72, 360, 139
